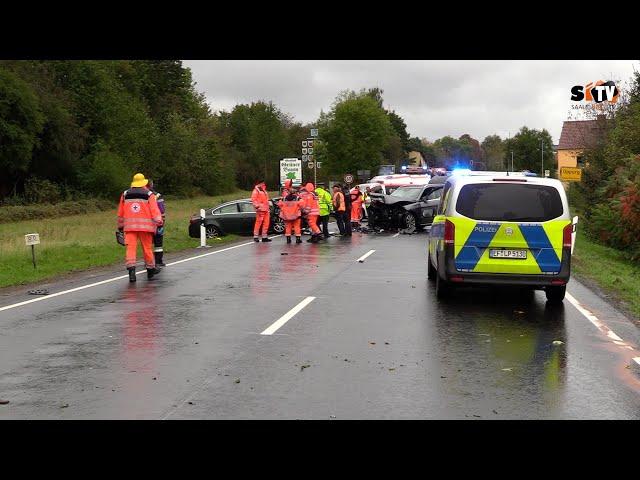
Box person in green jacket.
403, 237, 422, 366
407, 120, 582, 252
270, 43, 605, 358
315, 183, 334, 239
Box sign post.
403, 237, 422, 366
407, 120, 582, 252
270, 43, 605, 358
303, 129, 319, 185
559, 167, 582, 182
280, 158, 302, 187
25, 233, 40, 269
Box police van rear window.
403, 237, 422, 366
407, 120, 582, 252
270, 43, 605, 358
455, 184, 563, 222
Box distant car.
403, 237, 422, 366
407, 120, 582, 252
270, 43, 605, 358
189, 198, 285, 238
367, 184, 444, 232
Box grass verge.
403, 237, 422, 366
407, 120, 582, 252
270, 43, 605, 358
0, 191, 268, 288
572, 229, 640, 319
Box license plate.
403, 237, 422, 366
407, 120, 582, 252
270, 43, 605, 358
489, 249, 527, 259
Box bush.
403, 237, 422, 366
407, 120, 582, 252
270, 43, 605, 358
24, 177, 63, 204
79, 142, 130, 200
0, 198, 114, 224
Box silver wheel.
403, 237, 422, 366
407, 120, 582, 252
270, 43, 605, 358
273, 218, 285, 234
205, 225, 220, 239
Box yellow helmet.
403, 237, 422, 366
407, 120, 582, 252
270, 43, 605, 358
131, 173, 148, 187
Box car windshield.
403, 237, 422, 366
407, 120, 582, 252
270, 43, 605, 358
455, 183, 564, 222
389, 187, 422, 201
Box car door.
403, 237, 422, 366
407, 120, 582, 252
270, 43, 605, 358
418, 187, 442, 225
211, 202, 242, 233
237, 201, 258, 233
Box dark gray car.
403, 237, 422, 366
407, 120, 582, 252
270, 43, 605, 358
189, 199, 285, 238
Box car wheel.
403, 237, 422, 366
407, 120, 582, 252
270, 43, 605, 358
401, 212, 417, 233
545, 285, 566, 304
273, 217, 285, 234
205, 224, 221, 239
435, 273, 452, 299
427, 248, 437, 281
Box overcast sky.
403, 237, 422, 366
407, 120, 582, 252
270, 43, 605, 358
184, 60, 638, 143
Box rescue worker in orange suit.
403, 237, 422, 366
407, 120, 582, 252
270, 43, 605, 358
251, 180, 272, 242
332, 184, 346, 236
282, 178, 297, 197
278, 190, 303, 244
117, 173, 164, 283
350, 185, 364, 230
299, 182, 322, 243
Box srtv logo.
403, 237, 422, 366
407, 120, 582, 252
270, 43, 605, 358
571, 80, 619, 104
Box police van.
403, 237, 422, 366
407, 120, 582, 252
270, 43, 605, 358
427, 171, 578, 303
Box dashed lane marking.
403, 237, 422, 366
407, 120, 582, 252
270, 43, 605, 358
356, 250, 376, 263
260, 296, 316, 335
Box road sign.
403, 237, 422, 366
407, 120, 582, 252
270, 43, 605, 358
544, 169, 550, 178
302, 148, 308, 155
308, 148, 313, 154
308, 140, 314, 148
25, 233, 40, 246
302, 140, 308, 148
280, 158, 302, 186
308, 162, 315, 169
344, 173, 354, 184
310, 129, 318, 137
560, 167, 582, 182
302, 155, 309, 162
316, 162, 322, 169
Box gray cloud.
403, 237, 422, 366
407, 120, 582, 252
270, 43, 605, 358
184, 60, 638, 143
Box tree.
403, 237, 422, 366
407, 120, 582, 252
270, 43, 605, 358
321, 93, 393, 176
502, 126, 554, 173
0, 68, 45, 197
387, 110, 410, 151
481, 134, 505, 170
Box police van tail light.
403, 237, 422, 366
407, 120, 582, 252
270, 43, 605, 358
563, 223, 573, 248
444, 220, 455, 245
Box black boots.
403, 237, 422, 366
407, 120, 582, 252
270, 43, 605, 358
296, 236, 302, 244
254, 237, 260, 242
261, 237, 272, 242
286, 236, 292, 244
147, 267, 162, 280
307, 234, 320, 243
154, 252, 166, 267
128, 267, 136, 283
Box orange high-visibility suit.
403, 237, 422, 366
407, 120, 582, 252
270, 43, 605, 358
117, 187, 163, 269
278, 194, 303, 237
251, 183, 270, 239
300, 183, 321, 235
350, 187, 363, 223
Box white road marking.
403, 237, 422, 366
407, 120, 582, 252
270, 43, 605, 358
392, 233, 400, 238
0, 236, 282, 314
357, 249, 376, 263
260, 296, 315, 335
566, 292, 637, 351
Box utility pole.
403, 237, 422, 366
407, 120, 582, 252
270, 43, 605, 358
541, 138, 544, 177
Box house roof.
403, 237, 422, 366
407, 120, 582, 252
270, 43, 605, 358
558, 118, 609, 150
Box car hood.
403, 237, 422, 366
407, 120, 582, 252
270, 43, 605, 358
373, 194, 420, 207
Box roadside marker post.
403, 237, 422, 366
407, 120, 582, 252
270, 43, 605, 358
198, 209, 209, 248
25, 233, 40, 269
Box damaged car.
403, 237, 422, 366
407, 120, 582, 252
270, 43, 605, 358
367, 184, 443, 233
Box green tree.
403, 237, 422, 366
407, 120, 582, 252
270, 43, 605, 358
0, 68, 45, 197
481, 134, 506, 171
321, 93, 394, 175
503, 126, 554, 173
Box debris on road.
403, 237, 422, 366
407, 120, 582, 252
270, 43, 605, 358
60, 403, 69, 408
152, 377, 157, 380
280, 253, 288, 256
300, 364, 311, 372
369, 341, 376, 345
384, 342, 390, 345
188, 401, 194, 405
552, 340, 564, 346
234, 378, 241, 384
329, 415, 336, 419
388, 368, 396, 371
501, 368, 513, 372
0, 399, 9, 405
28, 289, 49, 296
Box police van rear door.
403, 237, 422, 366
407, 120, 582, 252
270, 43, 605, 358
453, 180, 569, 275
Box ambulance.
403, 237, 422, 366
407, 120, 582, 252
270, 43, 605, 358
427, 171, 578, 303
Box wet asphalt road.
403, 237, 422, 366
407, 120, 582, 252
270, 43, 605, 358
1, 229, 639, 419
